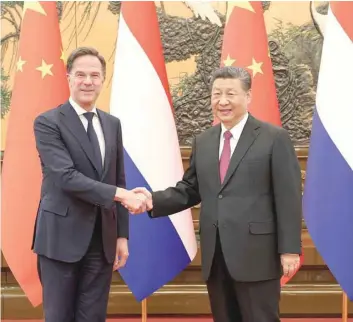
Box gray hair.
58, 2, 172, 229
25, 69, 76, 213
209, 66, 252, 91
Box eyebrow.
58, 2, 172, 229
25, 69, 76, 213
212, 88, 237, 92
75, 70, 100, 73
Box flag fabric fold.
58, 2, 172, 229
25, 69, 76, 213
110, 1, 197, 301
1, 1, 69, 306
303, 1, 353, 300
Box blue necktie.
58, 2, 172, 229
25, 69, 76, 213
83, 112, 102, 175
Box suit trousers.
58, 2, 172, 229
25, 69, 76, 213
37, 213, 113, 322
206, 230, 281, 322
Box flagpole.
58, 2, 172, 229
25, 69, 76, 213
342, 292, 348, 322
142, 298, 147, 322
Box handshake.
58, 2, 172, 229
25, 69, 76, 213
115, 187, 153, 214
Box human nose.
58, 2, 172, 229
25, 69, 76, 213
219, 95, 229, 105
82, 75, 93, 85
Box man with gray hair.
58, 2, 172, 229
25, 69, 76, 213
130, 66, 302, 322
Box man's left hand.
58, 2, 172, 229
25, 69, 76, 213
113, 238, 129, 271
281, 253, 300, 278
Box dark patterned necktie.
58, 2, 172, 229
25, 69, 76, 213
83, 112, 102, 175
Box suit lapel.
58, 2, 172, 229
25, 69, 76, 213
207, 124, 222, 188
60, 102, 100, 175
97, 110, 113, 179
219, 115, 261, 191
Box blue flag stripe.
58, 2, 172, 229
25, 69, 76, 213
303, 110, 353, 299
118, 149, 191, 301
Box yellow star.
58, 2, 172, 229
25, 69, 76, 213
60, 49, 66, 63
247, 58, 263, 78
223, 54, 236, 67
226, 2, 255, 23
16, 56, 26, 72
36, 59, 54, 78
22, 1, 46, 18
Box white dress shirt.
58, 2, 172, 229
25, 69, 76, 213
219, 113, 249, 159
69, 97, 105, 165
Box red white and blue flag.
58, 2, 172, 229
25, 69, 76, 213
109, 2, 197, 301
303, 2, 353, 300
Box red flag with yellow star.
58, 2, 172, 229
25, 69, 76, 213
219, 1, 303, 285
219, 1, 281, 125
1, 1, 69, 306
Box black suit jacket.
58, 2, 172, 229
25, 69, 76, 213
149, 115, 302, 282
32, 101, 129, 264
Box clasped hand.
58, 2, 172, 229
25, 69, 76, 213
119, 187, 152, 214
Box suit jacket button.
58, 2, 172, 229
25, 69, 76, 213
218, 194, 223, 199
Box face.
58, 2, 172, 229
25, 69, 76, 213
211, 78, 251, 129
67, 55, 104, 110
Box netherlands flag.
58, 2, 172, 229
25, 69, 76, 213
109, 2, 197, 301
303, 2, 353, 300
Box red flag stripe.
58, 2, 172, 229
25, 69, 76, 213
330, 1, 353, 43
121, 2, 173, 109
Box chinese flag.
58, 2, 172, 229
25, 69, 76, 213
1, 1, 69, 306
218, 1, 281, 125
218, 1, 303, 285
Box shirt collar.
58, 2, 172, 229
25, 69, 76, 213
221, 112, 249, 140
69, 97, 98, 117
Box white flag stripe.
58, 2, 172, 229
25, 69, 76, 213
316, 7, 353, 170
110, 14, 197, 259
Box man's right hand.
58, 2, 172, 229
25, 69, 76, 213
114, 188, 148, 214
132, 187, 153, 212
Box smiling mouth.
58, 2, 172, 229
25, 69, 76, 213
219, 109, 232, 114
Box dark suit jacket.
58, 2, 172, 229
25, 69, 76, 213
149, 115, 302, 282
32, 101, 129, 264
